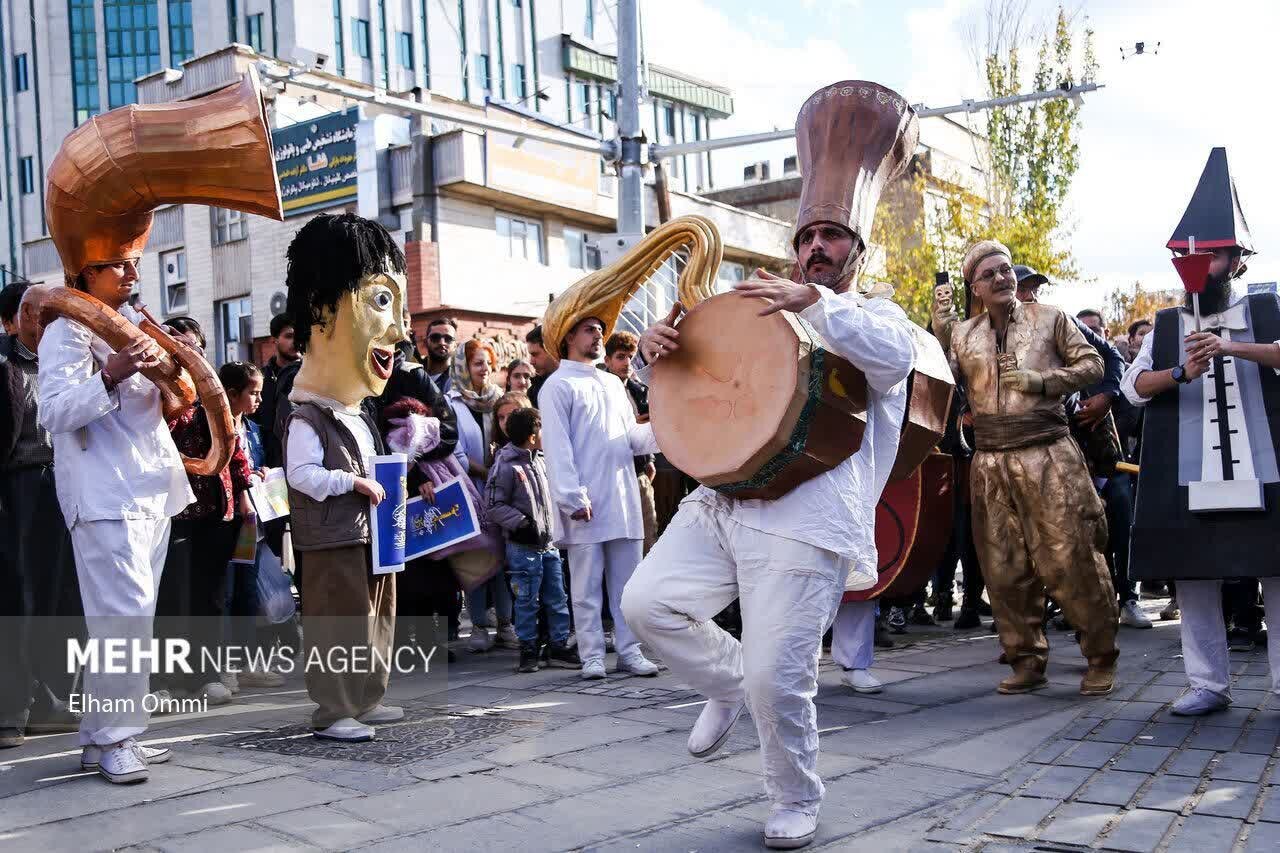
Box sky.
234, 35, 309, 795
635, 0, 1279, 317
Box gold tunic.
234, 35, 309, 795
946, 301, 1119, 676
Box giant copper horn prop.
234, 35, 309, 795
18, 69, 284, 476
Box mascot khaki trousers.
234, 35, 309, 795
622, 496, 847, 811
298, 546, 395, 729
970, 435, 1119, 673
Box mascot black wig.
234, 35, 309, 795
284, 212, 407, 353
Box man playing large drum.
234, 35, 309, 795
621, 80, 920, 850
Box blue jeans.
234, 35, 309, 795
507, 543, 570, 646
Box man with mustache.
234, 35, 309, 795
1121, 147, 1280, 716
934, 240, 1119, 697
624, 81, 920, 849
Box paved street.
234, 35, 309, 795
3, 601, 1278, 852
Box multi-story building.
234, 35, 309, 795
0, 1, 788, 363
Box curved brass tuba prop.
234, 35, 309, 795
20, 68, 284, 477
541, 215, 723, 364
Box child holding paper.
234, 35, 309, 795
485, 408, 581, 673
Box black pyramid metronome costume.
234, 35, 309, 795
1127, 146, 1280, 581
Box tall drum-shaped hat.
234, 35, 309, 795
793, 81, 919, 250
1167, 146, 1254, 257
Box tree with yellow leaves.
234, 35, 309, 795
871, 3, 1096, 327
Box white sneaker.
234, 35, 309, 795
615, 651, 659, 677
764, 805, 818, 849
495, 622, 520, 649
356, 704, 405, 724
1120, 600, 1153, 629
220, 671, 240, 694
145, 689, 173, 715
314, 717, 375, 741
841, 669, 883, 694
688, 699, 744, 758
468, 627, 494, 652
82, 740, 172, 771
196, 681, 233, 706
97, 742, 148, 784
238, 669, 286, 688
581, 658, 607, 680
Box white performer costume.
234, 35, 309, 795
622, 288, 915, 811
831, 600, 876, 672
38, 304, 193, 746
540, 359, 660, 668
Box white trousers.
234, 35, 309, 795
831, 600, 876, 671
566, 539, 643, 664
70, 516, 171, 746
621, 499, 848, 809
1179, 578, 1280, 697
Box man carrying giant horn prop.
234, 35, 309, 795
620, 81, 919, 850
1122, 147, 1280, 717
24, 71, 283, 784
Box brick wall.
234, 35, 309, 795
405, 240, 441, 314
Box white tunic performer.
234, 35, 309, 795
540, 317, 662, 680
622, 79, 921, 850
39, 297, 193, 774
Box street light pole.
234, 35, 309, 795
615, 0, 645, 236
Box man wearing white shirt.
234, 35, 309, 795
621, 80, 920, 850
38, 257, 192, 784
539, 316, 661, 681
1122, 147, 1280, 717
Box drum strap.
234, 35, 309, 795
973, 408, 1069, 451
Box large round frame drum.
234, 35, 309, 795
649, 292, 869, 501
844, 451, 954, 603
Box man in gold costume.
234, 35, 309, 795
934, 239, 1119, 696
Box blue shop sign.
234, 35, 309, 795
273, 108, 359, 217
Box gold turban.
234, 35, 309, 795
961, 239, 1012, 284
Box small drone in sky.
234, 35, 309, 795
1120, 41, 1160, 60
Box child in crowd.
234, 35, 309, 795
485, 408, 581, 673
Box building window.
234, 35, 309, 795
227, 0, 237, 42
475, 53, 490, 91
19, 157, 35, 195
578, 81, 592, 125
584, 0, 594, 39
13, 54, 29, 92
716, 261, 745, 292
397, 31, 413, 68
167, 0, 193, 65
512, 63, 527, 100
160, 249, 188, 315
353, 18, 371, 59
496, 213, 544, 264
69, 0, 101, 124
564, 228, 600, 271
216, 297, 253, 366
104, 0, 161, 108
212, 207, 247, 245
246, 13, 264, 51
663, 104, 676, 138
332, 0, 345, 76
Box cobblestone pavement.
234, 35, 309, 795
3, 600, 1270, 852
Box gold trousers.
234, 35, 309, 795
299, 546, 397, 729
970, 435, 1118, 672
